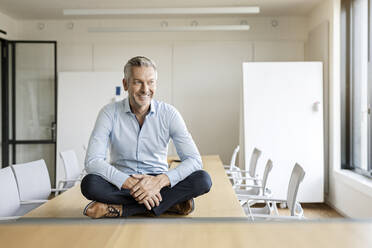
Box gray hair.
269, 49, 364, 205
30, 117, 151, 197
124, 56, 158, 82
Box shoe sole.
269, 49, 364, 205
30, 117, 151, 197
166, 198, 195, 215
189, 198, 195, 214
83, 201, 96, 216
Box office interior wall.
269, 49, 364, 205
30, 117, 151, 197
93, 42, 173, 104
305, 21, 329, 195
0, 10, 19, 40
238, 41, 305, 171
173, 41, 253, 165
253, 41, 304, 61
308, 0, 372, 218
17, 17, 307, 42
57, 72, 125, 182
14, 16, 306, 184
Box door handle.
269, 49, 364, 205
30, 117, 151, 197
362, 105, 370, 115
51, 121, 56, 142
312, 101, 321, 112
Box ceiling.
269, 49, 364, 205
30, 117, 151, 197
0, 0, 323, 19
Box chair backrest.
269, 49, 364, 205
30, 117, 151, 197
229, 165, 243, 186
286, 163, 306, 216
248, 148, 262, 178
0, 167, 20, 217
229, 146, 240, 170
11, 159, 51, 201
261, 159, 273, 192
60, 150, 81, 181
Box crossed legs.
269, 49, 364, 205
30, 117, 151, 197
80, 170, 212, 217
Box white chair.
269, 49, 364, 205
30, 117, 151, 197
223, 145, 240, 170
11, 159, 68, 201
82, 144, 88, 153
0, 167, 48, 221
0, 167, 21, 221
226, 147, 262, 194
235, 159, 273, 203
239, 163, 306, 221
58, 150, 86, 194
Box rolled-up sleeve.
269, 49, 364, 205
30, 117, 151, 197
85, 105, 129, 189
165, 108, 203, 187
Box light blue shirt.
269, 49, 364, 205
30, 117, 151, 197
85, 97, 203, 189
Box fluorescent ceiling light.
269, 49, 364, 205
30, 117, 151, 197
64, 7, 260, 16
88, 25, 250, 32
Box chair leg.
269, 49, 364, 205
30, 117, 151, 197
55, 181, 64, 196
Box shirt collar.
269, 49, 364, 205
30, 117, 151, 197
123, 97, 156, 115
123, 97, 131, 113
149, 100, 156, 114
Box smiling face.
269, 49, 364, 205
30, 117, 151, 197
123, 66, 157, 113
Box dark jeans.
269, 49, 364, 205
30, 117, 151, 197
80, 170, 212, 217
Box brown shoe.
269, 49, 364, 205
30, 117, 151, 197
83, 201, 123, 219
167, 199, 195, 215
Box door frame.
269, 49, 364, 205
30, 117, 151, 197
1, 38, 57, 185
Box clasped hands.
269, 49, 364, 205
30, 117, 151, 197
122, 174, 170, 210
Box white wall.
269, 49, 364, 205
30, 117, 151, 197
0, 10, 19, 39
239, 41, 305, 171
57, 72, 125, 181
12, 16, 307, 184
17, 17, 308, 43
308, 0, 372, 218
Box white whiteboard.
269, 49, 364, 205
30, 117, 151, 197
56, 72, 125, 184
305, 21, 330, 195
243, 62, 324, 202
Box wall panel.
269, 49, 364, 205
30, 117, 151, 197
93, 42, 173, 104
173, 41, 253, 164
254, 41, 304, 61
58, 43, 94, 72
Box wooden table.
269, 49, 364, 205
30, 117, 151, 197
1, 219, 371, 247
24, 155, 245, 218
2, 155, 371, 247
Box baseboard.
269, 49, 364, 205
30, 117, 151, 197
324, 199, 348, 218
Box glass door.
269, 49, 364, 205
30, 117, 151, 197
0, 39, 2, 165
1, 38, 9, 168
369, 0, 372, 173
1, 41, 57, 186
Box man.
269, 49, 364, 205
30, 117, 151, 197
81, 56, 212, 218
